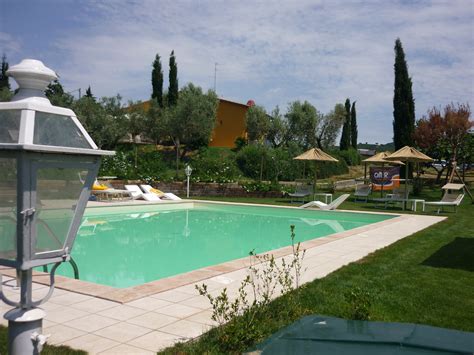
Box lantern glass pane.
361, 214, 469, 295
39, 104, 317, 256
0, 110, 21, 143
33, 112, 92, 149
34, 167, 87, 255
0, 157, 17, 260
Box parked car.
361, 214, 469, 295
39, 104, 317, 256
431, 161, 447, 171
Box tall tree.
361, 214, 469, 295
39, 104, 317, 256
151, 53, 164, 107
246, 105, 271, 180
160, 83, 218, 174
85, 86, 95, 100
73, 95, 127, 150
316, 103, 345, 149
284, 100, 319, 149
350, 101, 358, 149
339, 98, 351, 150
393, 38, 415, 150
168, 50, 178, 107
0, 54, 10, 90
246, 105, 270, 143
45, 79, 74, 108
414, 103, 472, 182
267, 106, 287, 148
127, 101, 148, 167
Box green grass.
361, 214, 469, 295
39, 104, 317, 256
163, 187, 474, 353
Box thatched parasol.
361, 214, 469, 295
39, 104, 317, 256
294, 148, 339, 162
385, 146, 433, 205
294, 148, 339, 192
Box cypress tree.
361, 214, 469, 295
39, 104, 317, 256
339, 98, 351, 150
168, 50, 178, 107
0, 54, 10, 90
151, 53, 164, 107
350, 101, 357, 149
393, 38, 415, 151
85, 86, 95, 100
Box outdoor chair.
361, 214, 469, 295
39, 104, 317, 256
425, 193, 464, 214
354, 184, 372, 202
140, 184, 182, 200
299, 194, 350, 210
372, 189, 408, 209
288, 183, 313, 203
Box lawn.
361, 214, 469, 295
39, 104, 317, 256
162, 187, 474, 353
0, 187, 472, 354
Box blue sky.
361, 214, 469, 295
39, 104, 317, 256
1, 0, 473, 143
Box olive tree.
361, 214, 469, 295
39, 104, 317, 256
161, 83, 218, 174
284, 101, 319, 149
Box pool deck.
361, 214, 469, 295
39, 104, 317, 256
0, 200, 445, 354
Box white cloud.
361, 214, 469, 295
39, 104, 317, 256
4, 0, 474, 142
0, 32, 21, 55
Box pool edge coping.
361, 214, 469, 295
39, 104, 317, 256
1, 201, 445, 304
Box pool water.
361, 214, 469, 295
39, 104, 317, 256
54, 203, 395, 288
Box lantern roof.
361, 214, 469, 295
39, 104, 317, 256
0, 59, 113, 156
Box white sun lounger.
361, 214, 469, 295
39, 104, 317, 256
299, 194, 350, 210
140, 184, 182, 200
124, 185, 162, 202
425, 193, 464, 213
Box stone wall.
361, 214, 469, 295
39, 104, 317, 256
108, 180, 284, 198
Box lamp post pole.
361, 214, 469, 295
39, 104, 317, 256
185, 165, 193, 198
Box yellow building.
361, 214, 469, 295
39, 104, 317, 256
209, 98, 249, 148
133, 98, 250, 148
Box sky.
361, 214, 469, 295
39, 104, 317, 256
1, 0, 473, 144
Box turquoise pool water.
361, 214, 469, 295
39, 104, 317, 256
54, 203, 395, 288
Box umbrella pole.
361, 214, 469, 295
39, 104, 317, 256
314, 161, 317, 195
364, 163, 367, 182
405, 162, 409, 210
380, 163, 384, 198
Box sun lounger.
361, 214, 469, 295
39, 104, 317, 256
91, 189, 134, 202
354, 184, 372, 202
140, 185, 182, 200
372, 189, 408, 209
288, 184, 313, 203
299, 194, 350, 210
124, 185, 162, 201
425, 193, 464, 213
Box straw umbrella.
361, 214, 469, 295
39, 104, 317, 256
362, 152, 405, 197
294, 148, 339, 193
385, 146, 433, 206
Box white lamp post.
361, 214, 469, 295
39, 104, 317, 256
184, 164, 193, 198
0, 59, 113, 354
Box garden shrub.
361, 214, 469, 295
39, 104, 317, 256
190, 148, 241, 183
236, 144, 266, 180
196, 225, 306, 352
344, 286, 372, 320
232, 136, 248, 152
98, 149, 169, 182
311, 157, 349, 179
236, 143, 306, 182
335, 148, 361, 166
266, 145, 305, 182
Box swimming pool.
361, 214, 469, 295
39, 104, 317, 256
54, 202, 395, 288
